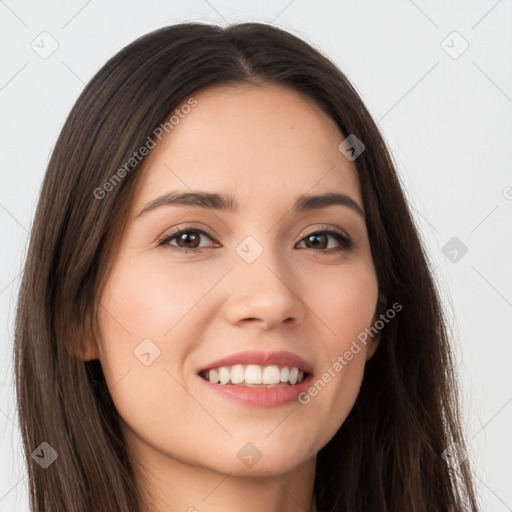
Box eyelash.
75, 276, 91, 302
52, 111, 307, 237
157, 225, 354, 254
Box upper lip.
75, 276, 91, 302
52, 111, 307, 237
198, 350, 313, 375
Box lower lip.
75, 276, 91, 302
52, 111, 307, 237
198, 374, 313, 408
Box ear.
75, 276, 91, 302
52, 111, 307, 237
76, 309, 102, 361
365, 293, 387, 361
78, 337, 101, 361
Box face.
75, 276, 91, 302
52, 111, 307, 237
86, 84, 381, 477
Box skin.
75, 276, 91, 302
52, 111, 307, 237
83, 84, 381, 512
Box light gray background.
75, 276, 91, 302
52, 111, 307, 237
1, 1, 511, 510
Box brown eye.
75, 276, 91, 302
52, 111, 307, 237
297, 229, 353, 253
158, 227, 219, 252
174, 231, 202, 249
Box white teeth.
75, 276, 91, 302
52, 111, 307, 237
218, 367, 230, 385
203, 364, 307, 386
208, 368, 219, 384
245, 364, 262, 384
262, 365, 281, 384
230, 364, 245, 384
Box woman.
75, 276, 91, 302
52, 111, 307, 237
14, 21, 479, 512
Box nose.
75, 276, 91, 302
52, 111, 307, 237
223, 248, 306, 330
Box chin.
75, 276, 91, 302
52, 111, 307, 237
216, 454, 312, 477
202, 435, 317, 477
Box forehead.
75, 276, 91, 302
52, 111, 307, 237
134, 84, 362, 211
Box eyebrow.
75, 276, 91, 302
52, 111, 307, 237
136, 190, 365, 219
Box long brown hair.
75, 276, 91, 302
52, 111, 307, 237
14, 21, 479, 511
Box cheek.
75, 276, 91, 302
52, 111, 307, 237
114, 260, 207, 331
94, 257, 225, 442
304, 261, 379, 347
98, 255, 220, 355
295, 262, 377, 430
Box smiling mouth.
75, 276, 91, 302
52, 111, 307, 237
199, 364, 309, 387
